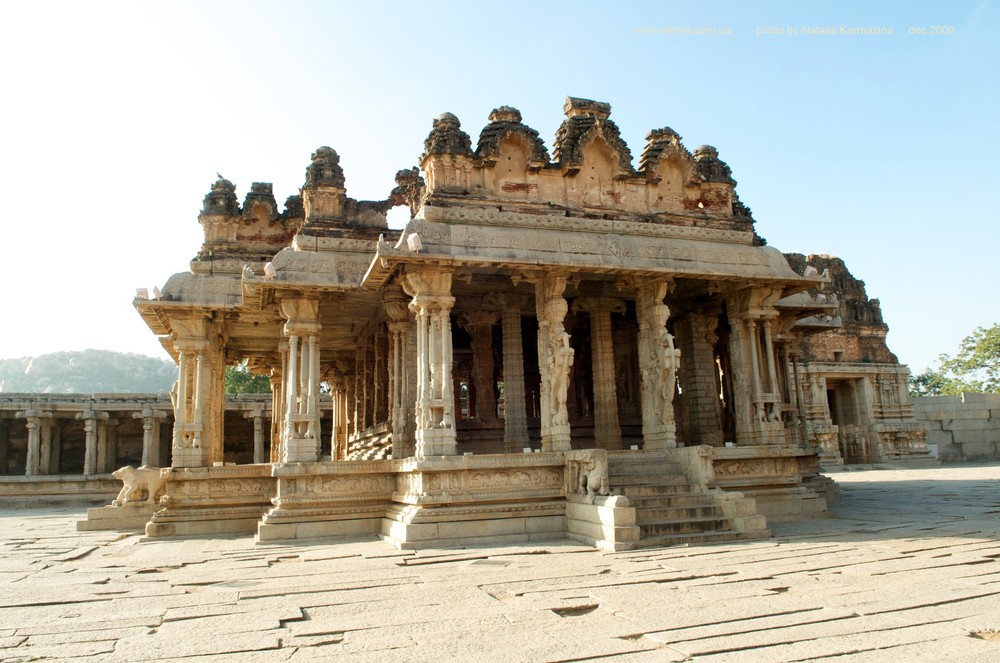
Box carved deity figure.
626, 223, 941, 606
657, 331, 681, 409
550, 332, 575, 427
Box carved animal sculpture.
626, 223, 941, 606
112, 465, 166, 506
579, 461, 609, 497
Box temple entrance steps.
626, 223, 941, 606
606, 452, 771, 549
345, 430, 392, 461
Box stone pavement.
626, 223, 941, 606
1, 465, 999, 662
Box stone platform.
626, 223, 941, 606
2, 464, 999, 661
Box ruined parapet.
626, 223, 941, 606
784, 253, 897, 364
296, 146, 392, 237
196, 177, 302, 267
553, 97, 633, 177
415, 97, 751, 235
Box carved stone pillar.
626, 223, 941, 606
327, 375, 347, 461
279, 298, 322, 463
0, 419, 9, 476
16, 410, 51, 476
386, 288, 414, 459
500, 295, 530, 453
243, 409, 265, 464
269, 364, 283, 463
354, 342, 367, 432
532, 273, 573, 452
134, 408, 167, 467
461, 310, 500, 421
344, 370, 356, 456
77, 411, 107, 475
675, 309, 724, 446
100, 419, 119, 473
38, 417, 54, 476
402, 268, 457, 458
170, 317, 215, 468
574, 297, 625, 449
726, 287, 785, 445
636, 281, 679, 450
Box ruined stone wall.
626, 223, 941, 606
784, 253, 897, 364
912, 394, 1000, 462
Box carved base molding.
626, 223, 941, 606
808, 426, 843, 467
258, 460, 394, 542
706, 446, 831, 521
873, 423, 936, 466
78, 445, 831, 547
381, 501, 566, 549
145, 465, 275, 538
0, 475, 119, 505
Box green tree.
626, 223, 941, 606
225, 360, 271, 394
910, 323, 1000, 396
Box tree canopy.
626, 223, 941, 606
225, 360, 271, 394
910, 323, 1000, 396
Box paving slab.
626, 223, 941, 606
0, 464, 999, 661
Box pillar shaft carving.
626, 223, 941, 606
726, 287, 785, 445
169, 316, 225, 468
499, 294, 531, 453
243, 409, 265, 464
461, 310, 501, 421
675, 309, 723, 446
269, 367, 283, 463
134, 408, 167, 467
636, 281, 678, 449
279, 298, 322, 463
574, 297, 625, 449
15, 410, 52, 476
75, 411, 108, 475
402, 268, 457, 457
386, 284, 414, 459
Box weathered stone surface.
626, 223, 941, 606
2, 465, 999, 660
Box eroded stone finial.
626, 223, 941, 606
201, 176, 239, 215
488, 105, 522, 123
692, 145, 735, 185
242, 182, 278, 219
476, 105, 550, 165
305, 146, 346, 188
421, 112, 473, 161
281, 194, 304, 218
693, 145, 719, 160
389, 167, 425, 214
639, 127, 689, 174
563, 96, 612, 119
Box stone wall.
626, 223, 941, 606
912, 394, 1000, 462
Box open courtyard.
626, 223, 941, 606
0, 464, 998, 662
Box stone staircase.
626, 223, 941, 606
607, 451, 770, 548
345, 431, 392, 461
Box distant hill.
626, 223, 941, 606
0, 350, 177, 394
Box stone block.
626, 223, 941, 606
941, 411, 991, 425
925, 429, 953, 446
565, 499, 640, 552
77, 504, 155, 531
257, 517, 381, 542
960, 441, 994, 460
955, 429, 987, 445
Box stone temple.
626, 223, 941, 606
9, 98, 932, 549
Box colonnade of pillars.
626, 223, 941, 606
159, 273, 794, 468
4, 408, 166, 476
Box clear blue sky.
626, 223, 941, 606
0, 1, 996, 373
